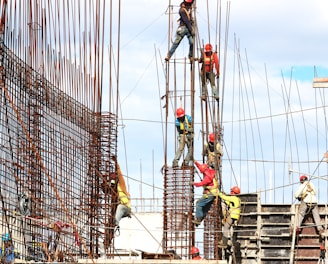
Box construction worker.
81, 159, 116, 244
98, 158, 131, 259
191, 161, 219, 226
294, 175, 326, 238
202, 132, 223, 169
172, 108, 193, 168
198, 43, 220, 101
218, 186, 241, 249
0, 234, 15, 264
190, 246, 202, 260
114, 159, 132, 231
165, 0, 194, 62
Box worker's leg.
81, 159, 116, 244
201, 195, 215, 217
311, 204, 323, 232
173, 135, 185, 166
184, 136, 193, 165
195, 196, 208, 221
168, 26, 187, 59
209, 72, 218, 98
295, 202, 307, 228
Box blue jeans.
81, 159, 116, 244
168, 25, 193, 58
115, 204, 131, 226
195, 194, 216, 220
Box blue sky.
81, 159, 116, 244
100, 0, 328, 205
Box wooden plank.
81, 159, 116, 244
313, 77, 328, 88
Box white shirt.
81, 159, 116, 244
295, 180, 317, 204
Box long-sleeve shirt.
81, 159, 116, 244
178, 4, 193, 34
194, 161, 218, 195
218, 192, 241, 220
175, 115, 192, 135
295, 180, 317, 204
199, 51, 219, 74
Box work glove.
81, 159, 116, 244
216, 74, 220, 79
297, 197, 302, 201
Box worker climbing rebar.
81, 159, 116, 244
191, 161, 219, 226
218, 186, 241, 249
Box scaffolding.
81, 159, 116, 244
0, 39, 118, 261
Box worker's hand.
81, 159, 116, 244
185, 127, 193, 133
189, 181, 194, 186
297, 197, 302, 201
216, 74, 220, 79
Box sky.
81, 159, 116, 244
100, 0, 328, 206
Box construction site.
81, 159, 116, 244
1, 1, 328, 264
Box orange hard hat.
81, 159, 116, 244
209, 133, 215, 143
231, 186, 240, 195
191, 247, 199, 254
176, 108, 185, 118
300, 175, 308, 182
205, 43, 212, 52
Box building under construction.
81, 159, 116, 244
1, 1, 328, 264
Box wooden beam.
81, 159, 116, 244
313, 77, 328, 88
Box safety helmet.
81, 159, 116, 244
198, 163, 208, 173
176, 108, 185, 118
300, 175, 308, 182
191, 246, 199, 254
2, 233, 10, 242
209, 133, 215, 143
231, 186, 240, 195
184, 0, 193, 3
205, 43, 212, 53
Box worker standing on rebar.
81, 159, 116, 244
191, 161, 219, 226
165, 0, 194, 62
202, 132, 223, 169
294, 175, 326, 238
198, 43, 220, 101
172, 107, 193, 168
218, 186, 241, 249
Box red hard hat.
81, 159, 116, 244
176, 108, 185, 118
205, 43, 212, 52
231, 186, 240, 195
209, 133, 215, 143
185, 0, 193, 3
198, 164, 208, 173
300, 175, 308, 182
191, 247, 199, 254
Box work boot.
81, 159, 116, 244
296, 227, 301, 236
172, 161, 179, 168
214, 95, 220, 101
192, 218, 202, 227
114, 226, 120, 236
165, 54, 170, 62
200, 95, 206, 101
